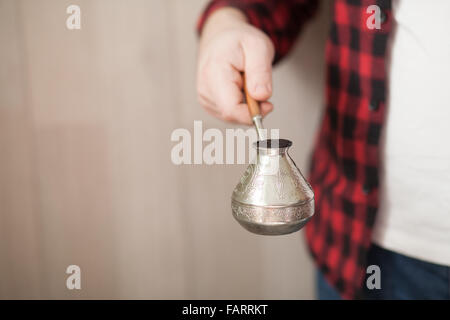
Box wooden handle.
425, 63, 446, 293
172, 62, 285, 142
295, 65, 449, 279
243, 74, 261, 118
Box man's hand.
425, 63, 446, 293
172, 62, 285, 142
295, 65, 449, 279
197, 8, 275, 125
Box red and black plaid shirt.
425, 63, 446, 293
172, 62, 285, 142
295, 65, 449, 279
198, 0, 392, 299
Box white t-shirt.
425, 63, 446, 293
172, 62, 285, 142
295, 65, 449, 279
372, 0, 450, 266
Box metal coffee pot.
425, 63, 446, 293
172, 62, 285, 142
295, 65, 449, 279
231, 76, 315, 236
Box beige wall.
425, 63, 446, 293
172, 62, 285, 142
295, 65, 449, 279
0, 0, 330, 299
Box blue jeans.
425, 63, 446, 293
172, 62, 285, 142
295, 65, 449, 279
317, 244, 450, 300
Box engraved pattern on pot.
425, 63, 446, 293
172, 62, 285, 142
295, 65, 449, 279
231, 201, 313, 223
233, 164, 255, 196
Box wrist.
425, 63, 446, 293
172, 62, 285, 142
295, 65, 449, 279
200, 7, 248, 44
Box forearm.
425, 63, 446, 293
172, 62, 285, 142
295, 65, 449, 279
201, 8, 247, 41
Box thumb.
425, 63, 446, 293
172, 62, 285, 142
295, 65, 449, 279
242, 37, 274, 101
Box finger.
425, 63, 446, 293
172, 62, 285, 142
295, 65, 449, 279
210, 64, 243, 105
221, 103, 253, 125
198, 92, 220, 113
241, 36, 274, 101
259, 101, 274, 117
221, 101, 273, 125
210, 66, 249, 123
204, 105, 222, 119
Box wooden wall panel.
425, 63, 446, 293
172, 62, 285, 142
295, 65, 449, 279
0, 0, 329, 299
0, 0, 42, 299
